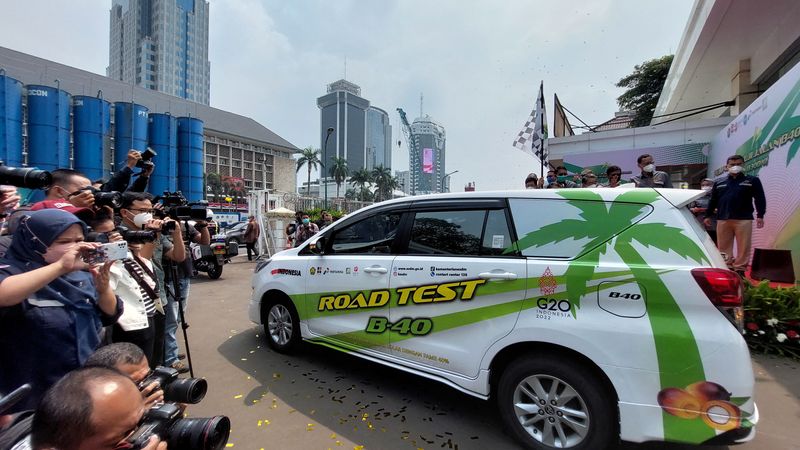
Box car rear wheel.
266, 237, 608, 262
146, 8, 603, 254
264, 299, 300, 353
497, 356, 616, 450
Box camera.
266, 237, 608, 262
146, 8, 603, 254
155, 191, 209, 221
137, 148, 157, 170
0, 162, 52, 189
117, 225, 158, 244
82, 186, 123, 209
139, 366, 207, 404
123, 403, 230, 450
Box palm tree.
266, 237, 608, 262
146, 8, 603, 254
329, 157, 349, 199
511, 189, 713, 441
372, 165, 397, 201
296, 146, 321, 196
349, 168, 373, 200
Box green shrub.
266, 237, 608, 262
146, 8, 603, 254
743, 280, 800, 359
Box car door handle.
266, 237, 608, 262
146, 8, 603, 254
478, 271, 518, 280
363, 266, 388, 274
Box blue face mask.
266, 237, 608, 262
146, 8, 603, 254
546, 176, 556, 183
302, 218, 310, 224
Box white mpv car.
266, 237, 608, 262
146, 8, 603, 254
249, 189, 757, 449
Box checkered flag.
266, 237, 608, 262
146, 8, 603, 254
513, 82, 548, 165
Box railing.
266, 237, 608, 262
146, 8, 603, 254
279, 193, 372, 214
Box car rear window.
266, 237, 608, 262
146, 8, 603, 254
508, 198, 652, 258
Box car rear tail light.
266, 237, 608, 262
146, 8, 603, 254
692, 268, 744, 331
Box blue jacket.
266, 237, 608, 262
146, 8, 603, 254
706, 174, 766, 220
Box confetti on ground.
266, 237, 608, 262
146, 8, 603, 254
354, 446, 364, 450
241, 358, 248, 361
264, 420, 271, 426
225, 444, 234, 448
233, 394, 243, 399
257, 420, 262, 427
273, 373, 281, 379
307, 423, 315, 431
329, 433, 337, 439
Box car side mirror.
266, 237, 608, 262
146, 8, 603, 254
309, 237, 326, 255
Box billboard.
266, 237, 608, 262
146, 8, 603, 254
422, 148, 434, 173
708, 60, 800, 279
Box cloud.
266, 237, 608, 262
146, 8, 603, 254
0, 0, 695, 191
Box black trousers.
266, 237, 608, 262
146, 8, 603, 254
246, 242, 258, 260
113, 315, 156, 366
150, 312, 166, 368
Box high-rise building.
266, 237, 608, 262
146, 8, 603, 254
107, 0, 211, 105
409, 115, 446, 194
366, 106, 392, 171
317, 80, 392, 189
395, 170, 410, 195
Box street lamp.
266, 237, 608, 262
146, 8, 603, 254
323, 127, 335, 209
442, 170, 459, 193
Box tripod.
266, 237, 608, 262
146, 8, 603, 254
163, 258, 195, 377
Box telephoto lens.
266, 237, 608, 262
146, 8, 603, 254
124, 403, 231, 450
0, 163, 52, 189
119, 227, 157, 244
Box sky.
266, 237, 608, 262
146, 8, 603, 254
0, 0, 695, 191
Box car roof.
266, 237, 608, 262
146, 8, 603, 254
353, 187, 705, 213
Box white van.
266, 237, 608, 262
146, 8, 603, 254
249, 188, 757, 449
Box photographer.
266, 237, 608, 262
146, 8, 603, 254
43, 169, 95, 209
101, 150, 154, 194
30, 367, 165, 450
0, 209, 122, 412
89, 209, 164, 365
119, 193, 183, 368
85, 343, 164, 410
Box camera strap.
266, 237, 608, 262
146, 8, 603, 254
122, 258, 160, 303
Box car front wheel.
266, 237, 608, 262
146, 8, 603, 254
497, 356, 617, 450
263, 299, 300, 353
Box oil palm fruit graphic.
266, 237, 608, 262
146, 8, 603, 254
657, 382, 742, 431
657, 387, 702, 419
701, 400, 741, 431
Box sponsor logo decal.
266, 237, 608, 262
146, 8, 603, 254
428, 266, 469, 278
539, 266, 558, 295
271, 268, 301, 276
309, 267, 316, 275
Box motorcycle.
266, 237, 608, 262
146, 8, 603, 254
190, 235, 236, 279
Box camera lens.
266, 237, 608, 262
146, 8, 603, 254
0, 165, 52, 190
167, 416, 231, 450
120, 229, 157, 244
164, 377, 207, 404
94, 191, 123, 209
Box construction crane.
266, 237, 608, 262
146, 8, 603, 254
397, 107, 418, 195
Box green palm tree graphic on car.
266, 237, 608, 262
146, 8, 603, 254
512, 189, 717, 441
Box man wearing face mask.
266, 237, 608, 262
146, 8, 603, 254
119, 192, 184, 369
632, 154, 673, 188
524, 173, 543, 189
705, 155, 766, 276
294, 213, 319, 248
689, 178, 717, 244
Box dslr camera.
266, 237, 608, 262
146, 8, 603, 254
154, 191, 209, 222
82, 186, 123, 209
138, 366, 207, 404
0, 161, 52, 190
122, 403, 230, 450
115, 225, 158, 244
137, 148, 157, 170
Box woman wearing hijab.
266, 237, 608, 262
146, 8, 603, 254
0, 209, 122, 412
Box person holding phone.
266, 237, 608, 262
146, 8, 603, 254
0, 209, 122, 412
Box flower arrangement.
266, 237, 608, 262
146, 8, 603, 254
742, 280, 800, 359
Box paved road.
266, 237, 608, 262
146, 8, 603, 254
184, 257, 800, 450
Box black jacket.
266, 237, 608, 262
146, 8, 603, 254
706, 174, 766, 220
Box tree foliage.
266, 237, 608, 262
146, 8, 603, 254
329, 156, 349, 198
296, 146, 321, 196
615, 54, 673, 127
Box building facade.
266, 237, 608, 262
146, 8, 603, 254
1, 46, 296, 197
317, 79, 369, 177
366, 106, 392, 171
409, 115, 446, 194
107, 0, 211, 105
395, 170, 410, 195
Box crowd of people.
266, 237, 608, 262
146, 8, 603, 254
524, 153, 767, 276
0, 150, 212, 449
283, 210, 334, 249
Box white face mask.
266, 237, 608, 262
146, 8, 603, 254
728, 165, 743, 174
642, 164, 655, 173
701, 186, 712, 191
132, 212, 153, 228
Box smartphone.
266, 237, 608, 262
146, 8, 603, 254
84, 241, 129, 264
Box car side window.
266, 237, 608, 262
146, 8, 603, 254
330, 212, 402, 254
408, 210, 485, 255
482, 209, 517, 256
